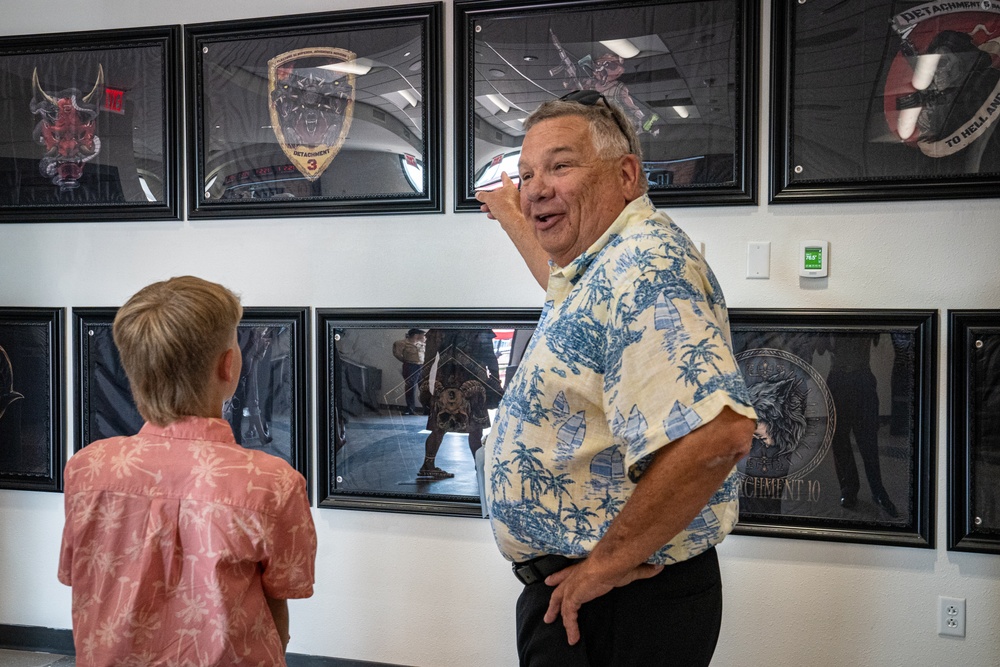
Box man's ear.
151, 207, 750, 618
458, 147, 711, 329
619, 153, 643, 200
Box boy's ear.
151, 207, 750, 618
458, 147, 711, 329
218, 347, 237, 383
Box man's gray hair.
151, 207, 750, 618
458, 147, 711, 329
523, 96, 649, 194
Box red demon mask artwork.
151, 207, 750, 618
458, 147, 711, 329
30, 65, 104, 191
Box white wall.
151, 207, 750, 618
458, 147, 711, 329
2, 1, 1000, 665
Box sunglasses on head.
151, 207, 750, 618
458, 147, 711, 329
559, 89, 634, 154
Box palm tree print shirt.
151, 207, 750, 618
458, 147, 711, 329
485, 196, 756, 565
59, 417, 316, 667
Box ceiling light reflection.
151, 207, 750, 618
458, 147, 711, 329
599, 39, 640, 59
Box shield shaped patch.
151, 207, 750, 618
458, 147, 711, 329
267, 47, 357, 182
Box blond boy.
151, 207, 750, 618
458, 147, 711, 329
59, 276, 316, 666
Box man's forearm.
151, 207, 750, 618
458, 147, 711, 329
502, 215, 551, 290
540, 406, 755, 645
587, 407, 754, 580
476, 172, 550, 289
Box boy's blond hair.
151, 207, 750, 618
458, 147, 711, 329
113, 276, 242, 426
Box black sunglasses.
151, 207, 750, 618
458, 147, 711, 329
559, 89, 634, 154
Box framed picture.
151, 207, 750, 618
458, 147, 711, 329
74, 308, 143, 450
454, 0, 759, 209
186, 4, 443, 218
770, 1, 1000, 203
317, 308, 541, 517
0, 308, 63, 492
729, 309, 936, 547
74, 307, 311, 485
0, 25, 181, 222
948, 310, 1000, 553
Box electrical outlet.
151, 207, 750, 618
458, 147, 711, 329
938, 596, 966, 637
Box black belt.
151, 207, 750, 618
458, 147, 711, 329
512, 554, 580, 585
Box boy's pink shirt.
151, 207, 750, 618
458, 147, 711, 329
59, 417, 316, 667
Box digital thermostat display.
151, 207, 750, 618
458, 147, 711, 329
800, 240, 828, 278
804, 247, 823, 270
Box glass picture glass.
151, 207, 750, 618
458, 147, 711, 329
0, 26, 180, 221
455, 0, 758, 208
318, 309, 540, 517
730, 309, 936, 547
0, 308, 63, 491
74, 307, 310, 484
948, 310, 1000, 553
187, 5, 442, 217
771, 1, 1000, 202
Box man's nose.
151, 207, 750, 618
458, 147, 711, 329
523, 174, 550, 202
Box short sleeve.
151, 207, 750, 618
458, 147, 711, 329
261, 472, 317, 599
605, 256, 754, 479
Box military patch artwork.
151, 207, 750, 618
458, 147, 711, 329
884, 2, 1000, 158
74, 308, 310, 480
772, 0, 1000, 202
728, 310, 936, 548
456, 0, 759, 209
186, 6, 441, 216
268, 47, 357, 182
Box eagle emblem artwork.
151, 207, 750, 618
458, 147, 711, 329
267, 47, 357, 182
30, 65, 104, 192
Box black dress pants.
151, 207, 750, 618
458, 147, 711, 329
515, 547, 723, 667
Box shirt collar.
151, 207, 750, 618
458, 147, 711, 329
548, 195, 655, 285
139, 416, 238, 444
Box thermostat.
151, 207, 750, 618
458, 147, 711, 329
800, 240, 828, 278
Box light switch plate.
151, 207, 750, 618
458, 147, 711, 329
747, 241, 770, 279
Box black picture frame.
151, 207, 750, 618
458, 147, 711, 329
729, 309, 936, 548
454, 0, 759, 210
186, 4, 443, 219
948, 310, 1000, 553
73, 307, 311, 488
317, 308, 541, 517
0, 308, 63, 492
0, 25, 181, 222
770, 1, 1000, 204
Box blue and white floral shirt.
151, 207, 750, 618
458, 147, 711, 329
485, 196, 756, 565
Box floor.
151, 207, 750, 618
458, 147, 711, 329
0, 648, 398, 666
0, 649, 74, 666
338, 411, 483, 498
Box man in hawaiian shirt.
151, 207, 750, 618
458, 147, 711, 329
477, 91, 757, 666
